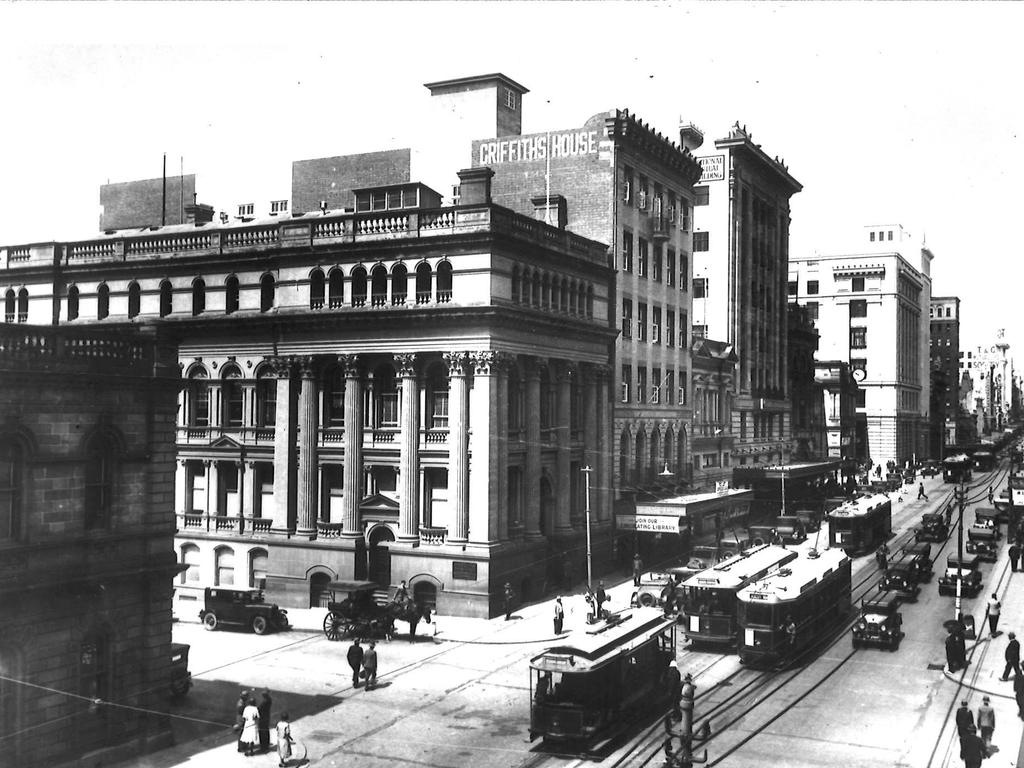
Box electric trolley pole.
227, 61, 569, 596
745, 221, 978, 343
955, 481, 964, 626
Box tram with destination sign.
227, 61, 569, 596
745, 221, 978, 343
943, 454, 974, 484
678, 544, 798, 647
827, 494, 892, 556
528, 607, 676, 745
973, 450, 998, 472
736, 548, 852, 667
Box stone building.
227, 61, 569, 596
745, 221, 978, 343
690, 336, 738, 487
2, 169, 616, 618
930, 296, 960, 451
0, 323, 179, 767
788, 302, 826, 461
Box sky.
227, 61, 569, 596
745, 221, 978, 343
0, 1, 1019, 351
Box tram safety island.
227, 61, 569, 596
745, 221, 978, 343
827, 494, 893, 556
735, 548, 852, 666
528, 607, 676, 744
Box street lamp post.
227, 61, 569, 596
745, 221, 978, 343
582, 465, 593, 591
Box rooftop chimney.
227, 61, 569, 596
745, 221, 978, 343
531, 194, 567, 229
679, 121, 704, 152
185, 203, 215, 225
456, 167, 495, 206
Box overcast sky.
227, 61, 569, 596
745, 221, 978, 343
0, 1, 1018, 350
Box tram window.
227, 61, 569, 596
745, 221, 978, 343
831, 519, 852, 531
744, 602, 775, 625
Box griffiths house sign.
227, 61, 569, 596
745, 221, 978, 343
477, 130, 600, 165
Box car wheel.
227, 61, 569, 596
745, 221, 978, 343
252, 615, 269, 635
639, 593, 657, 608
202, 612, 218, 631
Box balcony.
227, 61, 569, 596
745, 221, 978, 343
317, 522, 345, 539
175, 513, 272, 535
652, 216, 670, 241
419, 525, 448, 545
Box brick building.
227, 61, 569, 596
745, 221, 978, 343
0, 323, 179, 767
930, 296, 960, 451
788, 302, 826, 461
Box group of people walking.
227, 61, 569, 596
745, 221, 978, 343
346, 638, 380, 691
235, 689, 294, 766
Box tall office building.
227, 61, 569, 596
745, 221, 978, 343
930, 296, 960, 450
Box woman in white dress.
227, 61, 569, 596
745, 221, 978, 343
240, 696, 260, 757
276, 712, 293, 767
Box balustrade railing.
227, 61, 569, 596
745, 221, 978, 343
423, 429, 449, 445
419, 525, 447, 545
317, 522, 345, 538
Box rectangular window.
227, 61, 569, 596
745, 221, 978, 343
870, 231, 876, 242
621, 298, 633, 339
667, 249, 676, 287
681, 200, 691, 230
681, 311, 689, 346
621, 365, 631, 403
652, 307, 662, 344
888, 230, 893, 241
432, 391, 449, 429
653, 244, 663, 282
652, 367, 661, 404
695, 186, 709, 206
637, 366, 647, 403
787, 281, 797, 296
678, 369, 688, 406
622, 231, 634, 272
237, 203, 254, 217
694, 278, 707, 299
638, 303, 648, 342
806, 301, 819, 320
693, 232, 709, 252
852, 276, 865, 292
850, 299, 867, 318
850, 326, 867, 349
666, 310, 675, 348
807, 280, 819, 295
856, 389, 867, 407
379, 393, 399, 426
505, 88, 517, 109
665, 370, 674, 405
638, 238, 649, 277
638, 175, 649, 210
270, 200, 288, 213
680, 253, 688, 291
622, 166, 634, 204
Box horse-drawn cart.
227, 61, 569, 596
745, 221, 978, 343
322, 580, 428, 641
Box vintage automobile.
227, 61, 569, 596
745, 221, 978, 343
903, 542, 933, 580
793, 508, 822, 533
885, 473, 904, 492
879, 565, 921, 602
169, 642, 192, 699
920, 461, 941, 478
747, 525, 779, 548
903, 469, 916, 484
975, 508, 1002, 537
966, 526, 999, 563
198, 587, 290, 634
852, 594, 903, 650
915, 512, 949, 543
938, 555, 983, 597
773, 515, 807, 545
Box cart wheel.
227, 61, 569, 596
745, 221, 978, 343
323, 613, 345, 642
202, 612, 218, 631
252, 615, 269, 635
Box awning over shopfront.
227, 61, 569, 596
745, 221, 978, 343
732, 461, 840, 482
616, 488, 755, 536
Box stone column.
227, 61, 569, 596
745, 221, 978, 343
271, 356, 297, 533
340, 354, 364, 537
468, 351, 500, 543
243, 461, 257, 518
202, 460, 212, 515
597, 366, 613, 523
209, 382, 221, 430
445, 351, 469, 543
582, 363, 598, 520
396, 353, 421, 544
525, 358, 543, 538
176, 459, 188, 514
496, 353, 511, 539
554, 361, 573, 534
296, 357, 319, 538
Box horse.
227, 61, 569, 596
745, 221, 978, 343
385, 597, 432, 641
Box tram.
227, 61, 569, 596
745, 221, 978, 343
826, 494, 893, 556
528, 607, 676, 744
679, 544, 798, 647
735, 548, 852, 667
943, 454, 974, 484
973, 450, 997, 472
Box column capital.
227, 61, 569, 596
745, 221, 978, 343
178, 458, 188, 468
524, 355, 548, 380
443, 351, 467, 377
338, 353, 362, 379
553, 360, 577, 383
394, 352, 420, 378
469, 350, 500, 376
266, 356, 294, 378
295, 355, 318, 379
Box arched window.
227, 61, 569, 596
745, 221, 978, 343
663, 430, 674, 471
250, 548, 268, 589
310, 269, 325, 310
391, 263, 408, 305
192, 278, 206, 316
415, 262, 432, 304
260, 274, 275, 313
16, 288, 28, 322
67, 286, 80, 321
577, 283, 586, 316
84, 431, 117, 530
586, 285, 594, 318
96, 284, 110, 320
351, 267, 367, 307
532, 272, 541, 306
634, 430, 645, 477
436, 261, 453, 303
619, 432, 630, 487
179, 544, 201, 584
0, 438, 24, 541
215, 546, 235, 586
541, 273, 551, 309
221, 365, 244, 428
328, 269, 344, 309
78, 631, 110, 742
188, 367, 210, 427
323, 366, 345, 427
159, 280, 173, 317
225, 276, 239, 315
371, 264, 388, 307
4, 289, 14, 323
560, 278, 569, 313
127, 282, 141, 318
257, 367, 277, 426
373, 364, 398, 427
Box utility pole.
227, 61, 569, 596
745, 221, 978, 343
582, 465, 593, 591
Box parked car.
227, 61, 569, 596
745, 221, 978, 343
852, 594, 903, 650
903, 542, 933, 581
915, 512, 949, 543
966, 526, 998, 563
879, 565, 921, 602
773, 515, 807, 545
937, 555, 983, 597
170, 642, 192, 699
920, 461, 941, 478
975, 508, 1001, 537
199, 587, 290, 634
793, 508, 822, 533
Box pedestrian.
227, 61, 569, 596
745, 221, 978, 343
596, 580, 608, 617
347, 638, 364, 688
989, 487, 995, 505
1010, 539, 1022, 572
661, 576, 677, 615
584, 587, 597, 623
276, 711, 294, 768
553, 596, 564, 634
960, 724, 986, 768
1003, 632, 1021, 681
633, 552, 643, 587
946, 630, 963, 673
918, 482, 928, 501
955, 699, 975, 736
362, 640, 378, 691
503, 582, 515, 621
235, 688, 249, 752
240, 695, 260, 757
875, 544, 889, 571
664, 659, 682, 704
955, 626, 968, 671
1015, 673, 1024, 719
257, 689, 273, 754
988, 593, 1002, 637
977, 695, 995, 747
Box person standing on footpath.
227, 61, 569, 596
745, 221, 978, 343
918, 482, 928, 501
362, 640, 378, 691
235, 688, 250, 752
257, 689, 273, 754
988, 487, 995, 505
1015, 674, 1024, 719
240, 695, 260, 757
664, 659, 682, 706
988, 594, 1002, 637
1002, 632, 1022, 681
977, 695, 995, 747
347, 638, 364, 688
947, 630, 964, 673
503, 582, 516, 621
633, 553, 643, 587
960, 725, 986, 768
553, 597, 564, 635
1010, 540, 1021, 572
276, 712, 294, 768
596, 581, 608, 617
